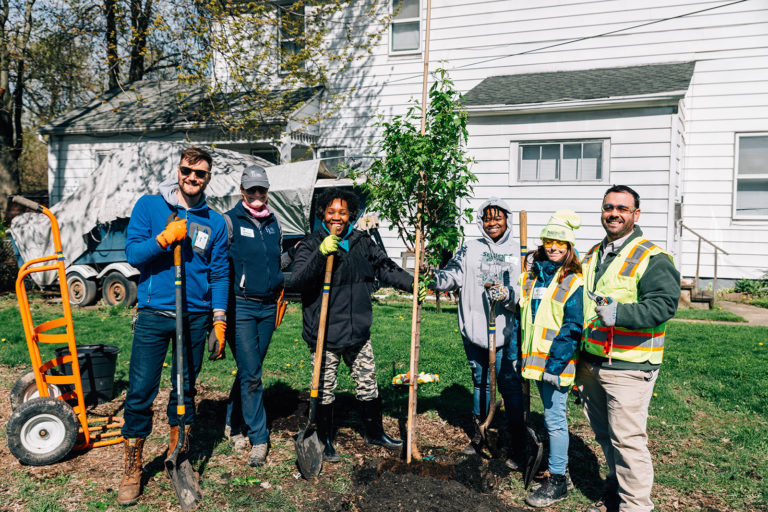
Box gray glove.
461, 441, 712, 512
595, 300, 618, 327
486, 282, 510, 303
541, 372, 560, 388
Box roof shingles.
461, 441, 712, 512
462, 62, 695, 107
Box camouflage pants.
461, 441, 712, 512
311, 339, 379, 405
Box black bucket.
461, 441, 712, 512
54, 344, 120, 406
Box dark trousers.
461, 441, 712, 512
122, 310, 210, 438
226, 299, 276, 445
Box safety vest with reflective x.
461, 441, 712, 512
519, 268, 583, 387
582, 238, 672, 365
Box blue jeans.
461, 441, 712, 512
536, 379, 570, 475
463, 339, 524, 430
226, 299, 276, 445
122, 310, 210, 438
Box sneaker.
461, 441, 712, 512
230, 434, 249, 453
248, 443, 269, 467
530, 469, 574, 492
525, 473, 568, 507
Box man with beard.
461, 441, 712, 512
118, 147, 229, 506
577, 185, 680, 512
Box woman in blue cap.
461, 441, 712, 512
223, 165, 285, 466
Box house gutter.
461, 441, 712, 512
464, 90, 687, 116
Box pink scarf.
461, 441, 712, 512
243, 201, 271, 218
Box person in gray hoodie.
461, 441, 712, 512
429, 198, 525, 463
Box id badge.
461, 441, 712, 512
189, 222, 211, 255
532, 287, 547, 300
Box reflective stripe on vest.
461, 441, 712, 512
519, 268, 582, 387
583, 237, 671, 365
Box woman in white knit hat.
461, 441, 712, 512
518, 210, 584, 507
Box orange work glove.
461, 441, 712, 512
156, 219, 187, 248
208, 318, 227, 361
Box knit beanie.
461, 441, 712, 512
540, 209, 581, 245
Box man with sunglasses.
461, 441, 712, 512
118, 147, 229, 506
577, 185, 680, 512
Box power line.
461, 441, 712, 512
331, 0, 749, 91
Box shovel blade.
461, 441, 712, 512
165, 456, 202, 511
523, 425, 544, 489
295, 426, 324, 479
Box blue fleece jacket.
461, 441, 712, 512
530, 259, 583, 376
125, 179, 229, 312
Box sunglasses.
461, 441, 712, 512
542, 238, 568, 249
602, 203, 636, 214
179, 166, 210, 179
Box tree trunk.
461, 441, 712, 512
12, 0, 36, 167
128, 0, 153, 82
105, 0, 120, 89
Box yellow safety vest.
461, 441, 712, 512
582, 237, 672, 365
519, 267, 583, 387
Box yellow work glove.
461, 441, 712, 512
417, 280, 429, 303
156, 219, 187, 248
319, 234, 340, 256
208, 318, 226, 361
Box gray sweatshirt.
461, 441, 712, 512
432, 198, 521, 350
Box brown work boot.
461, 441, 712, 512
117, 437, 145, 506
168, 425, 192, 455
585, 491, 620, 512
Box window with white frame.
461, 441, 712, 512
318, 147, 346, 174
278, 3, 304, 73
390, 0, 420, 53
734, 133, 768, 218
516, 140, 606, 182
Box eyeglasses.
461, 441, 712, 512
601, 203, 636, 214
542, 238, 568, 249
243, 186, 268, 195
179, 166, 210, 179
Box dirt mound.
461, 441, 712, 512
318, 458, 526, 512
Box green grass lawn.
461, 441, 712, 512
673, 307, 747, 322
0, 294, 766, 510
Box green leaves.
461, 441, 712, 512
357, 68, 476, 267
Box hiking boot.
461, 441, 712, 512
117, 438, 145, 506
525, 473, 568, 507
461, 415, 483, 455
248, 443, 269, 467
317, 403, 340, 463
359, 397, 403, 451
168, 425, 192, 455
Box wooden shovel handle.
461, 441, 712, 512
310, 226, 339, 398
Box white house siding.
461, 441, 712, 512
464, 106, 679, 259
310, 0, 768, 280
46, 1, 768, 280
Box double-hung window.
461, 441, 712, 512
390, 0, 420, 54
734, 133, 768, 218
278, 4, 304, 74
318, 148, 346, 174
515, 140, 606, 182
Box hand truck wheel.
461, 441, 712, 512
10, 370, 66, 410
6, 396, 79, 466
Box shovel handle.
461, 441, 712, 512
310, 225, 339, 398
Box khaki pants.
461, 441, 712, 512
577, 361, 659, 512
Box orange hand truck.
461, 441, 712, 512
6, 196, 123, 466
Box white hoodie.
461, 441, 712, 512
432, 198, 521, 350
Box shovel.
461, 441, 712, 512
519, 210, 544, 489
295, 226, 338, 478
165, 235, 202, 511
478, 283, 502, 456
